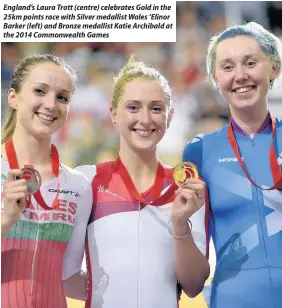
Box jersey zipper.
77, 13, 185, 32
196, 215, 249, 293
30, 221, 40, 295
251, 138, 270, 264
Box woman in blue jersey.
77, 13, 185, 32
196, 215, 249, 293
1, 54, 92, 308
183, 22, 282, 308
63, 56, 210, 308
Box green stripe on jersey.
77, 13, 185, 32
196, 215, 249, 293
7, 220, 73, 242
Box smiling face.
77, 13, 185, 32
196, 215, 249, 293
214, 35, 278, 113
111, 78, 172, 153
9, 62, 73, 140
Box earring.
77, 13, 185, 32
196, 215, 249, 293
269, 80, 273, 89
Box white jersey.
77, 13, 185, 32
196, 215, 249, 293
64, 159, 209, 308
1, 157, 92, 308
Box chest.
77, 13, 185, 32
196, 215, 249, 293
202, 134, 282, 215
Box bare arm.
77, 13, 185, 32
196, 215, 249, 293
173, 222, 210, 297
171, 179, 210, 297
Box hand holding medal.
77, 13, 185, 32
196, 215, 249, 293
171, 162, 206, 237
4, 137, 60, 211
2, 169, 29, 227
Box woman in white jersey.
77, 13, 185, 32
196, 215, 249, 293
1, 54, 92, 308
63, 56, 210, 308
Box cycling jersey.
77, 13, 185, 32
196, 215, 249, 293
1, 158, 92, 308
63, 157, 209, 308
182, 116, 282, 308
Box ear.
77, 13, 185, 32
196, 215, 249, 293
167, 108, 174, 128
110, 106, 118, 127
270, 62, 279, 82
8, 88, 18, 110
214, 74, 220, 88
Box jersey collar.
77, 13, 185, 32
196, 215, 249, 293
231, 112, 271, 136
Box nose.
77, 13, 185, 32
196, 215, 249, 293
43, 93, 57, 110
234, 65, 248, 83
139, 108, 151, 126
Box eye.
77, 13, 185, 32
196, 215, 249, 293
34, 88, 45, 96
223, 65, 233, 71
152, 106, 162, 112
246, 61, 256, 67
57, 94, 69, 104
128, 105, 139, 112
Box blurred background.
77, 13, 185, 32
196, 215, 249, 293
1, 1, 282, 307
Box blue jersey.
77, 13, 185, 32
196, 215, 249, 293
182, 117, 282, 308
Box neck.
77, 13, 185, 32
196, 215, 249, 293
2, 127, 52, 167
230, 103, 269, 137
119, 141, 159, 183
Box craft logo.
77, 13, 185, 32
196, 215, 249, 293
48, 188, 81, 197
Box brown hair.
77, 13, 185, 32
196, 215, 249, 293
1, 54, 77, 144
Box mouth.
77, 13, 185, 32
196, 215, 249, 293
35, 112, 57, 122
132, 129, 156, 137
232, 85, 256, 94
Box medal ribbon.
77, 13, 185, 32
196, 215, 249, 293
228, 114, 282, 190
5, 137, 60, 210
115, 156, 178, 207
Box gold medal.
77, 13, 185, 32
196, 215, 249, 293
173, 162, 199, 188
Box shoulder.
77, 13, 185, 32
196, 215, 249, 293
74, 164, 97, 181
276, 116, 282, 129
182, 126, 228, 170
183, 126, 228, 155
60, 163, 92, 195
61, 163, 91, 181
74, 161, 115, 181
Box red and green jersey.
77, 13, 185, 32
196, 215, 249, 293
1, 158, 92, 308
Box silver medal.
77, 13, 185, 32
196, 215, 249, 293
22, 167, 42, 194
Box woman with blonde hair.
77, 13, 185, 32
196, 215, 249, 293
63, 55, 210, 308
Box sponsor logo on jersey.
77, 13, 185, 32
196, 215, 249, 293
218, 157, 243, 163
24, 199, 78, 223
48, 188, 80, 197
98, 185, 126, 201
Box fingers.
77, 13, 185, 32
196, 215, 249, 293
180, 178, 205, 190
175, 187, 205, 209
7, 179, 27, 188
6, 169, 24, 182
178, 178, 206, 199
3, 172, 28, 206
177, 189, 198, 204
4, 179, 27, 193
8, 192, 28, 202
